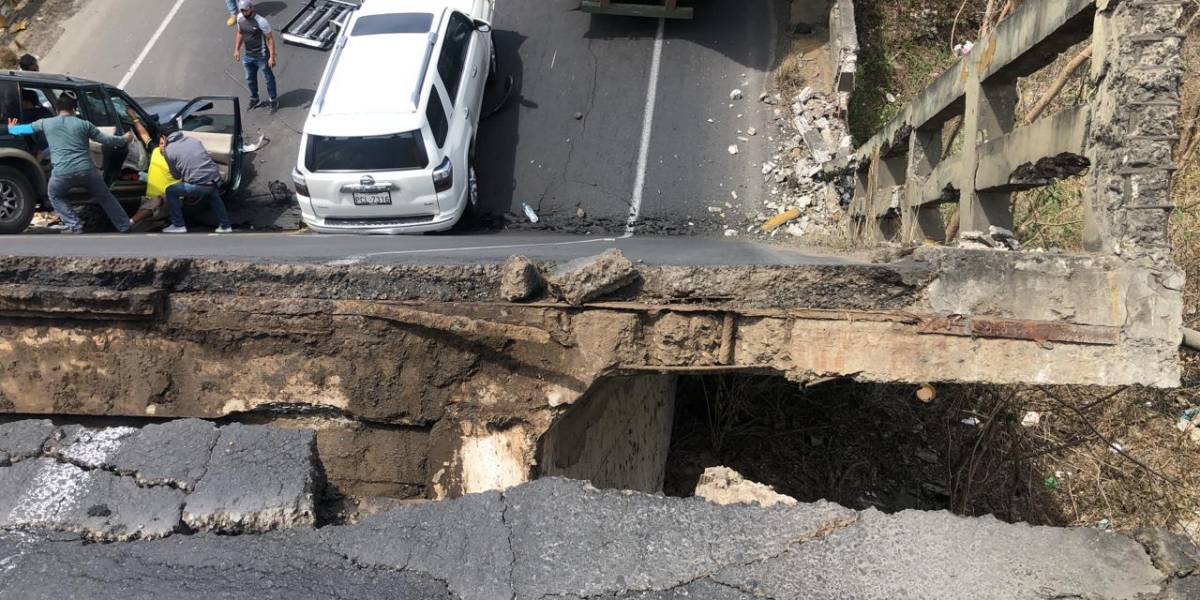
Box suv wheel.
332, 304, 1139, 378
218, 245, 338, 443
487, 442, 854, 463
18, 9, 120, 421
0, 166, 35, 235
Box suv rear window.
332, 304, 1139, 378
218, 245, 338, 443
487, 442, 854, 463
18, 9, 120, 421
352, 13, 434, 36
305, 132, 429, 172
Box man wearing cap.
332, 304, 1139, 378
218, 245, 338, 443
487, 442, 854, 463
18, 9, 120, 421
158, 123, 233, 234
233, 0, 278, 111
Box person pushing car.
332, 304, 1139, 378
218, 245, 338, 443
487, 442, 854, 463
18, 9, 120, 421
6, 94, 133, 234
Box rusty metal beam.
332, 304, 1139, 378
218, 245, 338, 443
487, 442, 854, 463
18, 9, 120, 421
917, 315, 1119, 346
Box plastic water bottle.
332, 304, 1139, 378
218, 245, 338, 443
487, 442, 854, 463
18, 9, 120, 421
521, 202, 539, 224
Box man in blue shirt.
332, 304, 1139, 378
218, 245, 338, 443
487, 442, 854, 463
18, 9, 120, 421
6, 93, 134, 234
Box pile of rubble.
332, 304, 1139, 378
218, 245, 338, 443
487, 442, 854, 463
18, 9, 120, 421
758, 86, 854, 241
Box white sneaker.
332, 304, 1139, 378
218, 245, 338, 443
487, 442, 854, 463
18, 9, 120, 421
215, 226, 233, 234
162, 225, 188, 234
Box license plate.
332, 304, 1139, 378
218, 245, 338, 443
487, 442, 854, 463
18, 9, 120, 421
352, 190, 392, 206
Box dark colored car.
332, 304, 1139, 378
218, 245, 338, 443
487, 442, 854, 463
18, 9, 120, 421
0, 72, 244, 234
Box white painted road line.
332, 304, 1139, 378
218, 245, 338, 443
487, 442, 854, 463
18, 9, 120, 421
624, 17, 666, 239
117, 0, 187, 90
326, 236, 619, 265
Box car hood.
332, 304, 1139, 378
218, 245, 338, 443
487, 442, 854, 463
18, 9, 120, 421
134, 97, 188, 125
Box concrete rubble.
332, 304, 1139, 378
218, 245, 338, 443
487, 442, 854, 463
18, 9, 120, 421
547, 248, 637, 305
0, 478, 1193, 599
693, 466, 797, 508
500, 254, 543, 302
759, 85, 853, 241
0, 419, 318, 540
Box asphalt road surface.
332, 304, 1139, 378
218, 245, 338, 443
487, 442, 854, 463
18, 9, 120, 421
29, 0, 795, 260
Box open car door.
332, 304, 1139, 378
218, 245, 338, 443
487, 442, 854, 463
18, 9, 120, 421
78, 87, 130, 187
167, 97, 244, 194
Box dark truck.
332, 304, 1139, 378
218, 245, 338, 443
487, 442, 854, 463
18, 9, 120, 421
0, 72, 244, 234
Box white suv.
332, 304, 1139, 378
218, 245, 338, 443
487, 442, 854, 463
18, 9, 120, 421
293, 0, 494, 234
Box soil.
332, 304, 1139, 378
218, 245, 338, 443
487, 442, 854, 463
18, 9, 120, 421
664, 361, 1200, 534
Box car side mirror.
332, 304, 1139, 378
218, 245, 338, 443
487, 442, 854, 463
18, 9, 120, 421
473, 19, 491, 33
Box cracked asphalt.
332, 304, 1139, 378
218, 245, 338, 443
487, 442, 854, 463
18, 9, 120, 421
1, 478, 1195, 599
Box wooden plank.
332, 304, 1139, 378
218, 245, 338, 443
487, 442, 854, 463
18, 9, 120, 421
580, 0, 693, 18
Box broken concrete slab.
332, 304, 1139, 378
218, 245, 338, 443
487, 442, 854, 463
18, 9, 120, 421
326, 489, 512, 600
48, 426, 137, 468
712, 508, 1163, 600
0, 419, 54, 461
109, 418, 219, 491
0, 458, 184, 541
0, 529, 457, 600
183, 423, 318, 533
507, 479, 857, 599
694, 466, 797, 508
0, 478, 1190, 599
547, 249, 637, 305
500, 255, 543, 302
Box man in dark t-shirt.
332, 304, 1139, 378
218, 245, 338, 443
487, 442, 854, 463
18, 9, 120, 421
233, 0, 278, 111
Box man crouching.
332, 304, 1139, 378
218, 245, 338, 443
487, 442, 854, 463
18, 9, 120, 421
158, 123, 233, 234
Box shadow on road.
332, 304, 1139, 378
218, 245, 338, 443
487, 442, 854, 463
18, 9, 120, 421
471, 29, 528, 232
250, 1, 289, 18
274, 88, 315, 110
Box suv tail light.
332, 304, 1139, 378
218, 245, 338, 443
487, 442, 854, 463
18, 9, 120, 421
432, 157, 453, 192
292, 168, 310, 197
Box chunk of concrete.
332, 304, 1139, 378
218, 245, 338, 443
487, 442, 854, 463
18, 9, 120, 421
0, 458, 184, 541
0, 419, 55, 460
694, 466, 797, 508
713, 509, 1162, 600
547, 249, 637, 305
109, 419, 219, 491
500, 255, 543, 302
508, 478, 857, 599
183, 424, 319, 533
48, 426, 137, 468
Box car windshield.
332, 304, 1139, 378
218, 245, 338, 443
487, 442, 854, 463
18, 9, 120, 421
306, 132, 429, 172
351, 13, 434, 36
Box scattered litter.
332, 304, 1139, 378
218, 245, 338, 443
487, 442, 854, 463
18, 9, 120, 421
730, 191, 738, 201
761, 209, 800, 232
885, 92, 896, 103
1108, 442, 1123, 454
729, 88, 743, 100
727, 144, 739, 155
575, 207, 586, 219
723, 229, 738, 237
761, 162, 776, 175
953, 40, 975, 56
960, 417, 981, 427
738, 136, 750, 143
1021, 412, 1041, 427
706, 118, 715, 123
521, 203, 540, 224
573, 112, 583, 120
747, 127, 758, 136
1096, 519, 1112, 531
708, 206, 724, 213
916, 383, 937, 403
1043, 475, 1060, 491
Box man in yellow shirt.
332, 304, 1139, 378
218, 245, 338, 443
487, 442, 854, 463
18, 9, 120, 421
126, 108, 179, 229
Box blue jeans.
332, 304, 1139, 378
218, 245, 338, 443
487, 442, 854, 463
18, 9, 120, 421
47, 170, 131, 233
225, 0, 237, 14
242, 55, 277, 102
165, 182, 231, 229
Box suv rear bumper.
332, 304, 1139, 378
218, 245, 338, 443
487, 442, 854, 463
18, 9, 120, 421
297, 194, 462, 234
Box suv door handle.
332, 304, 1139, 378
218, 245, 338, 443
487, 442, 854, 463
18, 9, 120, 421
471, 66, 478, 79
465, 107, 471, 119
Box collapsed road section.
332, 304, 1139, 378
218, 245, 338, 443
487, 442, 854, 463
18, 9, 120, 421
0, 477, 1197, 600
0, 243, 1181, 500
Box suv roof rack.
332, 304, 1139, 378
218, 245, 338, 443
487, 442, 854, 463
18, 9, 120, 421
281, 0, 361, 50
